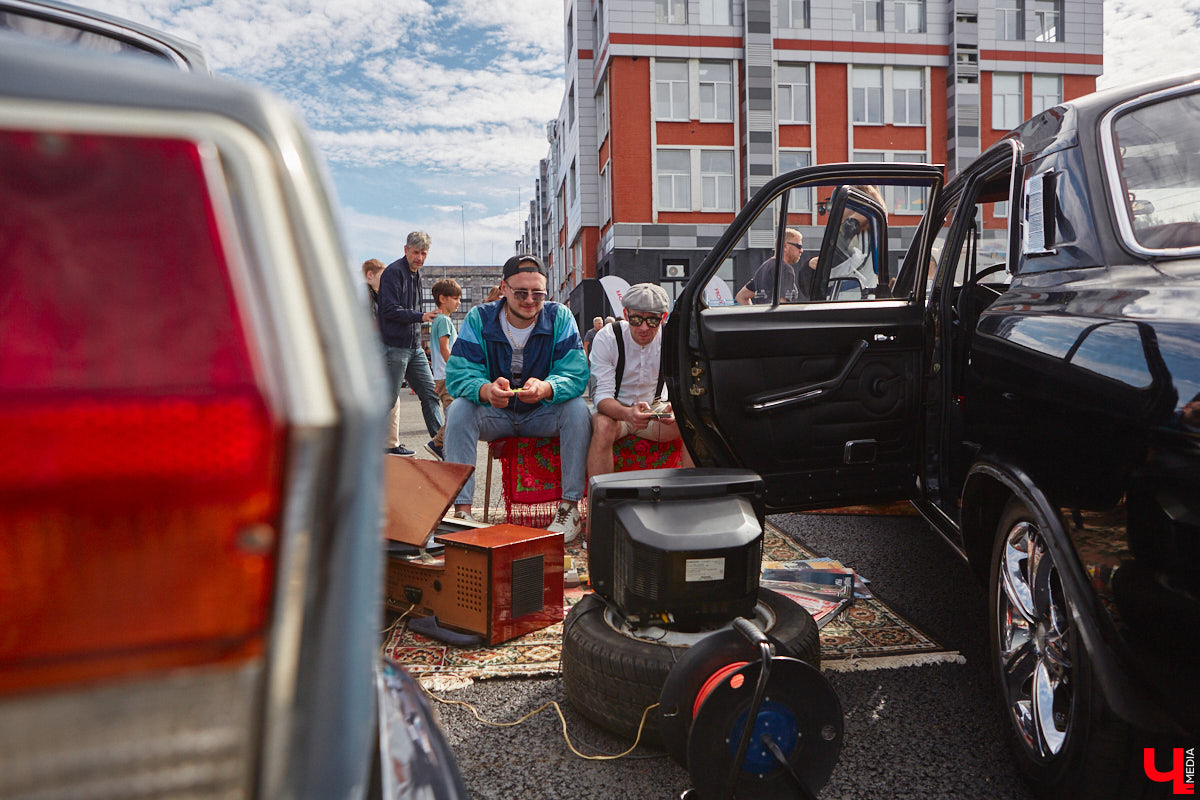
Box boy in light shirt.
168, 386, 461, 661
425, 278, 462, 460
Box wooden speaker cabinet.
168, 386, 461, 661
385, 524, 563, 645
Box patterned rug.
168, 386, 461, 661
382, 521, 961, 688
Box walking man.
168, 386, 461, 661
378, 231, 443, 448
444, 254, 591, 542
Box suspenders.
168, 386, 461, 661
609, 320, 665, 403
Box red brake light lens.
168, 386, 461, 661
0, 128, 284, 693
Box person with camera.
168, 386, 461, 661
586, 283, 695, 478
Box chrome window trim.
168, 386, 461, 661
1099, 79, 1200, 259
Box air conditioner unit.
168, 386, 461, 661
665, 263, 686, 279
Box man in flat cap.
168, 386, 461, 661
444, 255, 591, 542
586, 282, 694, 478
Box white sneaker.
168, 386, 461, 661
453, 510, 476, 523
547, 502, 582, 544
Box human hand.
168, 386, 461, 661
480, 376, 514, 408
647, 402, 674, 422
422, 309, 440, 323
513, 377, 551, 404
627, 401, 653, 430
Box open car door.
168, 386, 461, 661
663, 163, 942, 512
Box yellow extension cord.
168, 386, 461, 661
382, 603, 659, 761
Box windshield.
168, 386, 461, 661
1107, 87, 1200, 252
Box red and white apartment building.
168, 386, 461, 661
518, 0, 1103, 316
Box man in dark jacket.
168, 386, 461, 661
378, 231, 443, 449
364, 257, 411, 455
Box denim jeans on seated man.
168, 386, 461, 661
384, 345, 444, 439
444, 395, 591, 508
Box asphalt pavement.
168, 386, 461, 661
389, 391, 1038, 799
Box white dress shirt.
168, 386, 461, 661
589, 321, 667, 406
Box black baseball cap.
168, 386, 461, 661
502, 254, 547, 279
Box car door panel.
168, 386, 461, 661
690, 302, 923, 509
666, 163, 941, 513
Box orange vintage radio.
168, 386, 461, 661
382, 456, 563, 645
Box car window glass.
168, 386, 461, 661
953, 175, 1012, 290
822, 187, 886, 301
707, 195, 781, 307
926, 199, 960, 305
715, 175, 936, 310
1109, 89, 1200, 251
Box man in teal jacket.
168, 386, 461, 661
444, 254, 590, 542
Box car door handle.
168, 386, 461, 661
745, 339, 869, 413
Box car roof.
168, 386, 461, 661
1001, 70, 1200, 161
0, 0, 208, 72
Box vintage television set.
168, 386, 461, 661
382, 457, 563, 645
587, 468, 765, 627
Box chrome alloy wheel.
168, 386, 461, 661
996, 520, 1074, 760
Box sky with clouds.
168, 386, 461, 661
79, 0, 1200, 273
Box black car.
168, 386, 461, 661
665, 73, 1200, 798
0, 7, 466, 799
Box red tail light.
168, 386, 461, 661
0, 129, 284, 694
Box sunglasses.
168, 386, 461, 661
510, 288, 548, 302
627, 314, 662, 328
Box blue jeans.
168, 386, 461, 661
445, 396, 592, 506
384, 346, 443, 439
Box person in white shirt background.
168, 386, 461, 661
586, 282, 695, 477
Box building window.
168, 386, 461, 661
892, 68, 924, 125
996, 0, 1023, 40
778, 149, 813, 212
1032, 74, 1061, 115
655, 61, 689, 120
700, 150, 735, 211
853, 0, 882, 32
699, 0, 732, 25
1033, 0, 1060, 41
778, 0, 808, 28
568, 83, 575, 128
568, 159, 577, 206
656, 0, 686, 24
895, 0, 924, 33
853, 67, 883, 124
597, 78, 608, 142
889, 152, 928, 213
852, 150, 929, 213
657, 149, 691, 210
600, 161, 612, 223
699, 62, 733, 121
777, 64, 810, 123
992, 72, 1023, 129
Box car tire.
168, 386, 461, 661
561, 589, 820, 747
988, 497, 1153, 799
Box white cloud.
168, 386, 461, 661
1101, 0, 1200, 89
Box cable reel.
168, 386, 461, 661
658, 618, 843, 800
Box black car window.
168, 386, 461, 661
1106, 88, 1200, 255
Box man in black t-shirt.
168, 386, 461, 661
735, 228, 812, 304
